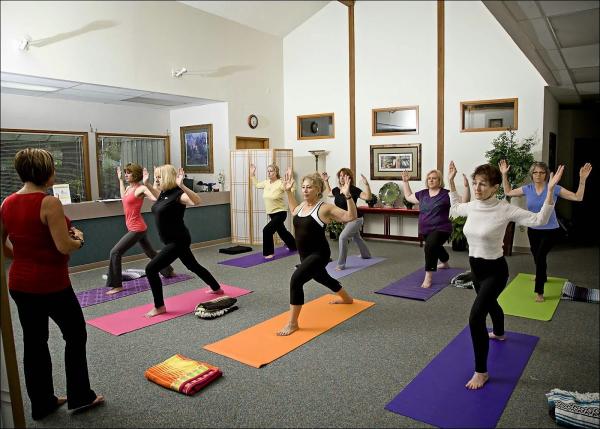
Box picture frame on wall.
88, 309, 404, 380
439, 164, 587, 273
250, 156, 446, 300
180, 124, 213, 173
370, 143, 421, 181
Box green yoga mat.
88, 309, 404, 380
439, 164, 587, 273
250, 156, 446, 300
498, 273, 566, 321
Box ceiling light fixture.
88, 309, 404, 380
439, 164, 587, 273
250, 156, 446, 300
0, 81, 60, 92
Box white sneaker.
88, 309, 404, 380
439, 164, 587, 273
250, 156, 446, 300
102, 274, 108, 280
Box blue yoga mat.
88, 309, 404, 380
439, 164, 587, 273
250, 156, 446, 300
326, 256, 386, 280
375, 267, 464, 301
386, 326, 539, 428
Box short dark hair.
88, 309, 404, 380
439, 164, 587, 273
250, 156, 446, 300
14, 148, 55, 186
472, 163, 501, 186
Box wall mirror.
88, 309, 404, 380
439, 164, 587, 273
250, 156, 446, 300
372, 106, 419, 136
460, 98, 518, 132
297, 113, 335, 140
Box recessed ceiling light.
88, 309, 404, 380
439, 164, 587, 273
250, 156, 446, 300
1, 81, 60, 92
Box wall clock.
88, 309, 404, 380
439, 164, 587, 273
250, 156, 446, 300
248, 114, 258, 129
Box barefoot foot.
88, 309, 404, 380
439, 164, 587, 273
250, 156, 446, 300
206, 288, 225, 295
335, 265, 345, 271
437, 262, 450, 269
145, 306, 166, 318
535, 293, 544, 302
71, 395, 105, 413
330, 288, 353, 304
106, 287, 124, 295
488, 332, 506, 341
421, 272, 433, 288
465, 372, 489, 390
264, 254, 275, 259
277, 323, 299, 336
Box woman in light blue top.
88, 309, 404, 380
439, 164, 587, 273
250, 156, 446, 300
500, 160, 592, 302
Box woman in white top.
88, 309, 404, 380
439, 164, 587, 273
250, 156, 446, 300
448, 161, 563, 390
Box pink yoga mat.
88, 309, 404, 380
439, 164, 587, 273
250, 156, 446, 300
87, 285, 252, 336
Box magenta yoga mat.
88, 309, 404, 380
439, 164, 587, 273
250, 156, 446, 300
385, 326, 539, 428
218, 246, 297, 268
375, 268, 464, 301
76, 273, 194, 308
86, 285, 252, 335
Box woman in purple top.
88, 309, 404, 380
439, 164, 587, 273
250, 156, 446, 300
500, 160, 592, 302
401, 169, 470, 288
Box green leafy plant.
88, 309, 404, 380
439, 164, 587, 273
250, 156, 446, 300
484, 129, 537, 200
325, 220, 345, 239
450, 216, 467, 242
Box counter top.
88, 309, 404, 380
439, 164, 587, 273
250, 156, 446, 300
64, 191, 230, 221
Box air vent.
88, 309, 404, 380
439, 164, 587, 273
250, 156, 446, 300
122, 96, 187, 106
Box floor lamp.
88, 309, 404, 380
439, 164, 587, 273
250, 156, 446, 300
308, 150, 327, 172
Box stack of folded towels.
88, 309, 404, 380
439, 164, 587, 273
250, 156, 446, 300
546, 388, 599, 428
194, 296, 238, 319
145, 354, 222, 396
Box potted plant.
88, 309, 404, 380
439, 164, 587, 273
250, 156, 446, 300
450, 216, 468, 251
325, 220, 345, 240
484, 129, 537, 255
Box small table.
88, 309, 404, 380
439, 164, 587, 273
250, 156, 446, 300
357, 206, 423, 246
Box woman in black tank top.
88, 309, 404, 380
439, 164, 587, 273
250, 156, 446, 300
276, 170, 359, 336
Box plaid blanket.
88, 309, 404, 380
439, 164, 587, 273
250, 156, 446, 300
450, 271, 474, 289
561, 281, 599, 304
144, 354, 222, 396
195, 296, 238, 319
547, 388, 599, 429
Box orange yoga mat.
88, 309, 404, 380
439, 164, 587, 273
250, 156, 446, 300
203, 294, 374, 368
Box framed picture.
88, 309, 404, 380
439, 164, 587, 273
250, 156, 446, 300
370, 143, 421, 181
488, 118, 503, 128
180, 124, 213, 173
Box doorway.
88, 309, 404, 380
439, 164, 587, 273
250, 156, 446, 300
571, 137, 598, 244
236, 136, 269, 149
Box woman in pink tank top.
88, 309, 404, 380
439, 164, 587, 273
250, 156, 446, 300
104, 163, 174, 295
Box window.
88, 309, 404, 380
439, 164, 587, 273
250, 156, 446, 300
460, 98, 518, 132
372, 106, 419, 136
297, 113, 335, 140
0, 129, 90, 202
96, 133, 170, 199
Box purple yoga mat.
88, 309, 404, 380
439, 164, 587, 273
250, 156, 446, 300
375, 267, 464, 300
326, 256, 386, 279
218, 246, 297, 268
386, 326, 539, 428
76, 273, 193, 308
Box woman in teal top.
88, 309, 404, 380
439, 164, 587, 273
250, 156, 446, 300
500, 160, 592, 302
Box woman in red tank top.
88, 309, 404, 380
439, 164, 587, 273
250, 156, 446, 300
1, 148, 104, 420
103, 163, 174, 295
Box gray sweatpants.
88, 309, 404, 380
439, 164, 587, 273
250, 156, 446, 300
337, 217, 371, 268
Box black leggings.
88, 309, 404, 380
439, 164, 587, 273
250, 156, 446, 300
468, 257, 509, 373
423, 231, 450, 271
527, 227, 559, 294
145, 240, 221, 308
290, 252, 342, 305
263, 211, 297, 256
10, 287, 97, 419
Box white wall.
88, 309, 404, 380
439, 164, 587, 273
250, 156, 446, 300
169, 102, 230, 189
0, 93, 170, 199
1, 0, 284, 151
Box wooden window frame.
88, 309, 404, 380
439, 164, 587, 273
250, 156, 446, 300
296, 113, 335, 140
460, 98, 518, 132
372, 106, 419, 136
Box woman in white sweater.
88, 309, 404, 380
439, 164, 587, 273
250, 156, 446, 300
447, 161, 563, 390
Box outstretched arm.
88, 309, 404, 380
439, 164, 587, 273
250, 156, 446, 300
400, 171, 419, 205
558, 162, 592, 202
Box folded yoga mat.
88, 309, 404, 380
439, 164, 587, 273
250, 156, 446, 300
386, 326, 539, 428
375, 268, 464, 301
87, 285, 252, 336
76, 273, 194, 308
498, 273, 566, 321
326, 256, 386, 280
203, 294, 374, 368
218, 246, 297, 268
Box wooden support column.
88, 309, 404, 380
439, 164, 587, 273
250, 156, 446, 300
340, 0, 356, 173
437, 0, 445, 171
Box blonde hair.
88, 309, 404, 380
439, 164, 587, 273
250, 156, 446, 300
301, 172, 325, 198
155, 164, 178, 191
424, 169, 444, 189
14, 148, 55, 186
267, 164, 280, 179
124, 163, 143, 183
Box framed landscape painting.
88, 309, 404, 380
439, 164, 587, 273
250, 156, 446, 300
180, 124, 213, 173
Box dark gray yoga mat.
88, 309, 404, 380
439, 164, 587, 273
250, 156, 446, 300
385, 326, 539, 428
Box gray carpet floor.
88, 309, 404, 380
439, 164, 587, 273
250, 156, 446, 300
6, 239, 599, 428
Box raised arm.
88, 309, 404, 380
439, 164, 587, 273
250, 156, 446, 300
320, 172, 334, 197
499, 160, 524, 197
358, 174, 372, 201
117, 166, 126, 199
249, 164, 265, 189
283, 168, 298, 213
461, 173, 471, 203
176, 168, 201, 206
558, 162, 592, 202
321, 173, 357, 223
143, 167, 160, 199
400, 171, 419, 205
448, 161, 469, 218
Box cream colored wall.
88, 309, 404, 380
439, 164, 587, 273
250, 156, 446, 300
1, 0, 284, 156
